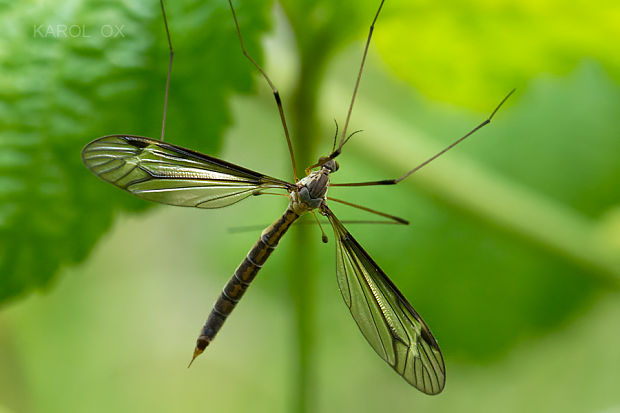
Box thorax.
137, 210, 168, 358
289, 167, 331, 215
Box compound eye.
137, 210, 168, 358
332, 161, 339, 172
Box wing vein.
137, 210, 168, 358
346, 238, 390, 360
323, 205, 445, 394
82, 135, 292, 209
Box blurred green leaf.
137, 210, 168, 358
0, 0, 272, 304
375, 0, 620, 108
280, 0, 382, 54
322, 59, 620, 361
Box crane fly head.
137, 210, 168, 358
318, 156, 339, 173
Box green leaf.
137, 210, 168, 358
0, 0, 273, 304
322, 59, 620, 360
374, 0, 620, 109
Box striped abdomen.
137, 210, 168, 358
191, 207, 299, 360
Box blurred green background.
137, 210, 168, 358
1, 0, 619, 412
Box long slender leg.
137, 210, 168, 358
327, 196, 409, 225
227, 0, 298, 182
336, 220, 405, 225
302, 0, 385, 173
229, 219, 405, 234
331, 89, 516, 187
334, 0, 385, 156
159, 0, 174, 141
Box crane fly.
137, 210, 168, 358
81, 0, 514, 395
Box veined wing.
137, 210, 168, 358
82, 135, 294, 208
323, 205, 445, 394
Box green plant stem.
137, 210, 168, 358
0, 320, 29, 412
285, 28, 332, 413
287, 71, 318, 413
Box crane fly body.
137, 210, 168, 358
82, 0, 514, 395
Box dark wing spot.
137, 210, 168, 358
123, 136, 150, 148
420, 327, 439, 350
